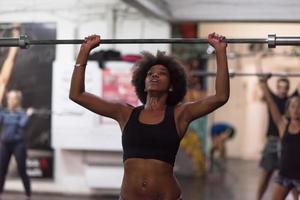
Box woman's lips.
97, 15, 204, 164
150, 78, 159, 83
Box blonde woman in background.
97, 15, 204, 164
0, 90, 33, 200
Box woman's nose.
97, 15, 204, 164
151, 73, 159, 78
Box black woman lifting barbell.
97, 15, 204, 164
68, 32, 229, 200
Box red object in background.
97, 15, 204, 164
102, 69, 139, 107
179, 23, 197, 38
122, 55, 142, 63
40, 158, 48, 170
101, 68, 139, 124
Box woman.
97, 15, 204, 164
260, 77, 300, 200
69, 32, 229, 200
0, 90, 33, 200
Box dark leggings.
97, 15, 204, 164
0, 141, 31, 196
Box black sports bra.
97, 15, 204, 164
122, 105, 180, 166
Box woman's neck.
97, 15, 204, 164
145, 94, 167, 110
8, 106, 20, 112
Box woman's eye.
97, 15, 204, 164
147, 70, 168, 76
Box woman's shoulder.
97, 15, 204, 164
172, 103, 186, 118
121, 103, 141, 116
173, 102, 188, 111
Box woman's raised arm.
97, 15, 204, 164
181, 33, 229, 123
259, 76, 286, 137
69, 35, 131, 124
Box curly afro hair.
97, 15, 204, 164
131, 51, 187, 106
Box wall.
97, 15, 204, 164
199, 22, 300, 159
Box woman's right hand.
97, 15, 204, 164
80, 34, 101, 52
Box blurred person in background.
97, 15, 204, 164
255, 53, 291, 200
0, 90, 33, 200
209, 122, 235, 172
260, 75, 300, 200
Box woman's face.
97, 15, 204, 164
144, 64, 171, 93
288, 97, 300, 120
7, 91, 21, 110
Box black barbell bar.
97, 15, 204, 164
1, 33, 300, 49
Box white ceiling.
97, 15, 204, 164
123, 0, 300, 22
1, 0, 300, 22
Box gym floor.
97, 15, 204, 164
2, 159, 281, 200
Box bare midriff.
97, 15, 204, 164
120, 158, 181, 200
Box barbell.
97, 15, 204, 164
1, 33, 300, 49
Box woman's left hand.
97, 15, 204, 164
207, 32, 227, 51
